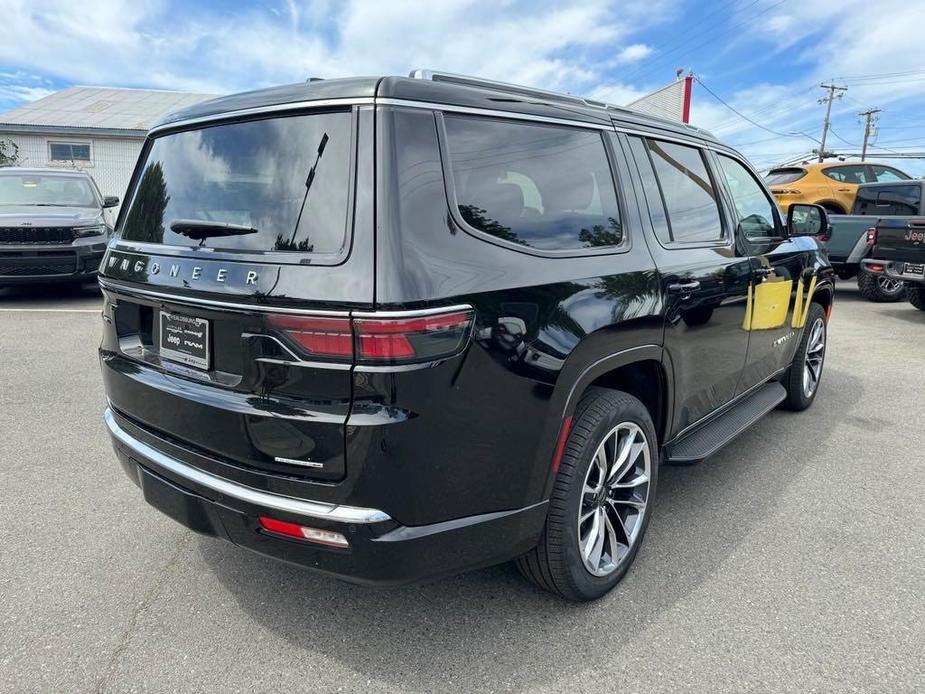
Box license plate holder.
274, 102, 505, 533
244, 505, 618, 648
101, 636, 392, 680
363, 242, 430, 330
903, 262, 925, 278
159, 310, 210, 370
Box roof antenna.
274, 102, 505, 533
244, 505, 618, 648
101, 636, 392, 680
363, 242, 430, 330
305, 77, 325, 83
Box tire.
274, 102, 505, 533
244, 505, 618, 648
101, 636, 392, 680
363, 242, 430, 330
516, 388, 658, 602
857, 270, 905, 302
782, 303, 827, 411
819, 202, 845, 215
908, 284, 925, 311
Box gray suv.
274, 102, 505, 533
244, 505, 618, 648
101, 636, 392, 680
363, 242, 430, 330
0, 167, 118, 285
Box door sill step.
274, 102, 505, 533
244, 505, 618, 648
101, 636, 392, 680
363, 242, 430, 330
666, 382, 786, 464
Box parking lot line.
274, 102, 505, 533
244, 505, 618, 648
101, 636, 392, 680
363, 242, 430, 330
0, 308, 100, 313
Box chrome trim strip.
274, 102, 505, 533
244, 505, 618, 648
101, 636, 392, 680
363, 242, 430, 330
351, 303, 474, 319
104, 408, 391, 523
375, 97, 614, 131
98, 278, 351, 317
148, 97, 376, 135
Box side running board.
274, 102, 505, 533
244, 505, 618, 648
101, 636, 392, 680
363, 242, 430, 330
666, 382, 787, 464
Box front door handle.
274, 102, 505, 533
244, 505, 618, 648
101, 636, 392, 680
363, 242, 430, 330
754, 266, 773, 278
667, 280, 701, 293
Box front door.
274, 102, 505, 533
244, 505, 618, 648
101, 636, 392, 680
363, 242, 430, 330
712, 153, 813, 394
623, 135, 753, 435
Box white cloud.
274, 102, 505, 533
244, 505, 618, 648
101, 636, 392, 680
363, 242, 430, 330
616, 44, 652, 64
0, 0, 676, 99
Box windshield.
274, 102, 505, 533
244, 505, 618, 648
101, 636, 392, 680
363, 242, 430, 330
120, 111, 352, 255
0, 174, 97, 207
764, 168, 806, 186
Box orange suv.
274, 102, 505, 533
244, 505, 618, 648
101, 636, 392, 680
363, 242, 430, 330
765, 161, 911, 214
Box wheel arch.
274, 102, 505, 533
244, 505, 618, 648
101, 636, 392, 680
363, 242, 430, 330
539, 346, 672, 499
814, 199, 846, 215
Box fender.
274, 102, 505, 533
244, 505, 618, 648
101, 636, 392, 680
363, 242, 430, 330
535, 344, 672, 500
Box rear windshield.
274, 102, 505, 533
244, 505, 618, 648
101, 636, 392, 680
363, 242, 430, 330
764, 168, 805, 186
853, 184, 921, 216
0, 174, 97, 207
120, 111, 352, 255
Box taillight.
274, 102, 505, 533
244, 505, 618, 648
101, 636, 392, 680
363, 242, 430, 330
267, 315, 353, 358
268, 307, 474, 364
354, 310, 473, 364
865, 227, 878, 246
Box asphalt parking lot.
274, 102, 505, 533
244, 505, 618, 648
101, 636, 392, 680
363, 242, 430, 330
1, 281, 923, 693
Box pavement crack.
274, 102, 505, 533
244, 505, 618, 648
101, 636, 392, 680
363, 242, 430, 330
93, 531, 193, 694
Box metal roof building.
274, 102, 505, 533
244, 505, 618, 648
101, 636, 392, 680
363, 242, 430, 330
0, 86, 217, 213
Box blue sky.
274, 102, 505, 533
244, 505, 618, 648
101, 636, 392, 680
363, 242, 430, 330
2, 0, 925, 174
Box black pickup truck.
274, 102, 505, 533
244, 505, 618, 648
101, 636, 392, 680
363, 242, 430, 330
825, 180, 925, 302
861, 210, 925, 311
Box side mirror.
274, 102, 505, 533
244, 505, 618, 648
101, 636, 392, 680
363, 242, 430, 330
103, 195, 119, 208
787, 203, 828, 238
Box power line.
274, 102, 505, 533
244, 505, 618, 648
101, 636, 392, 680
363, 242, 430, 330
626, 0, 783, 84
693, 75, 820, 142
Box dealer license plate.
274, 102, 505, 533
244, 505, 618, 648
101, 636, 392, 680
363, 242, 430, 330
159, 311, 210, 370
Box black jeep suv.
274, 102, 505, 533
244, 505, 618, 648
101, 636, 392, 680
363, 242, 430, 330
99, 71, 834, 601
0, 167, 118, 284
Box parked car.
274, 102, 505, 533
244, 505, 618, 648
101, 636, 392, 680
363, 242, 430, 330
98, 71, 834, 602
860, 213, 925, 311
826, 179, 925, 301
0, 167, 118, 285
766, 161, 911, 216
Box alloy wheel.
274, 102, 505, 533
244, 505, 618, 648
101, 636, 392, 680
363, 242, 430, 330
578, 422, 651, 577
803, 317, 826, 398
877, 276, 905, 297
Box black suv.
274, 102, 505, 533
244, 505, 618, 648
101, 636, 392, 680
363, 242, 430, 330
99, 71, 834, 601
0, 167, 118, 284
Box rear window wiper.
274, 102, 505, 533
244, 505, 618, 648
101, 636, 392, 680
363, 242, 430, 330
170, 219, 259, 245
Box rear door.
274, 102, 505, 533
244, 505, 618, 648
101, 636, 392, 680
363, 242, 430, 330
623, 134, 752, 434
100, 106, 375, 484
713, 152, 812, 392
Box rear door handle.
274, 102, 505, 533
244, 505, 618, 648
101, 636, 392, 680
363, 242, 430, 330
667, 280, 701, 293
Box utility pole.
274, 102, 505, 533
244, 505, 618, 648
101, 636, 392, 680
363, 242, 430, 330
859, 108, 882, 161
817, 82, 847, 162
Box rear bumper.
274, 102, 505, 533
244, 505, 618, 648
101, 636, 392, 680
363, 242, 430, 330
0, 241, 106, 284
105, 408, 547, 585
861, 258, 925, 284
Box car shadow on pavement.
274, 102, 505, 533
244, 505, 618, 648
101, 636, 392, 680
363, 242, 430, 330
877, 308, 925, 324
0, 281, 100, 304
198, 370, 859, 692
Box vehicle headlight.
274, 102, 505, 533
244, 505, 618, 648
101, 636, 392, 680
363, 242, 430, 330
73, 224, 107, 238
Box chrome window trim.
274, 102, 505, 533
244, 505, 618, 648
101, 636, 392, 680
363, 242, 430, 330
352, 304, 474, 318
376, 97, 614, 131
148, 97, 376, 135
98, 277, 351, 316
105, 408, 391, 523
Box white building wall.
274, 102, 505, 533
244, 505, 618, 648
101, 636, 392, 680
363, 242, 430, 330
626, 79, 688, 122
0, 131, 143, 219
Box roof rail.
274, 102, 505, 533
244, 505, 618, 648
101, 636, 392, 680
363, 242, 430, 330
409, 69, 639, 113
408, 68, 710, 134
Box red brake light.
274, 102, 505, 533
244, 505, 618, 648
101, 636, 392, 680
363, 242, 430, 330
268, 308, 474, 364
354, 310, 473, 363
266, 315, 353, 358
865, 227, 878, 246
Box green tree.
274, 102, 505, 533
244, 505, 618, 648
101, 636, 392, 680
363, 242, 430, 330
0, 138, 19, 166
123, 162, 170, 243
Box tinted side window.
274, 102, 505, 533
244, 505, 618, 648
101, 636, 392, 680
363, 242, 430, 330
645, 139, 723, 244
854, 185, 921, 215
717, 155, 778, 239
823, 165, 869, 184
443, 116, 622, 251
626, 136, 671, 246
871, 166, 910, 182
